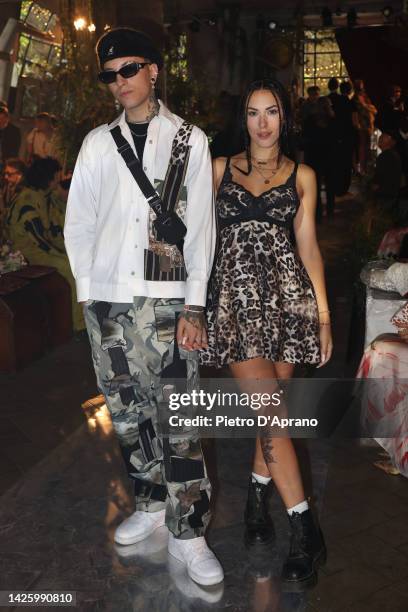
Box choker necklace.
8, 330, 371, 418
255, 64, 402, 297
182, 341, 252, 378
251, 154, 279, 166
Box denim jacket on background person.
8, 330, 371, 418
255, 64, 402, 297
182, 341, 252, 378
64, 101, 215, 305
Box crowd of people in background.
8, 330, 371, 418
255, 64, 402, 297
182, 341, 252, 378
0, 101, 81, 329
210, 77, 407, 223
298, 77, 407, 221
0, 77, 407, 334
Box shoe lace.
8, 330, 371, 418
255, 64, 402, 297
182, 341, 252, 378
184, 537, 211, 561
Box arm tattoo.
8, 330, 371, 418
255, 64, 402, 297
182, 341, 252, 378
260, 434, 277, 464
146, 93, 160, 122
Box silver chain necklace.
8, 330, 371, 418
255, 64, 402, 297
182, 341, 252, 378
128, 123, 148, 138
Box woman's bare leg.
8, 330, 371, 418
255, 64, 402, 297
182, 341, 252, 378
229, 357, 305, 509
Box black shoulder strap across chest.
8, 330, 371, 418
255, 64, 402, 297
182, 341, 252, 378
110, 121, 193, 218
110, 124, 162, 217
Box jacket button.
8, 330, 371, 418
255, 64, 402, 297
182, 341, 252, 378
136, 218, 139, 222
131, 271, 135, 276
143, 166, 147, 171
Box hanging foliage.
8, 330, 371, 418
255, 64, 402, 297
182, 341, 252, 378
48, 0, 116, 170
165, 30, 217, 133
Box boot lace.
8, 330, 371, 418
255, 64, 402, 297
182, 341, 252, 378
288, 514, 308, 558
250, 484, 269, 522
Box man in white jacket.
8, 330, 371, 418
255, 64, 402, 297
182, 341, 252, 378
64, 28, 221, 586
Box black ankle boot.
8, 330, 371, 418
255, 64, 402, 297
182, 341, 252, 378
281, 509, 327, 591
244, 478, 275, 547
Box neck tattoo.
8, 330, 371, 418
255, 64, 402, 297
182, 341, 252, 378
145, 93, 160, 122
126, 94, 160, 125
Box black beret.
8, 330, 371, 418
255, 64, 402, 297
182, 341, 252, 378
96, 27, 163, 70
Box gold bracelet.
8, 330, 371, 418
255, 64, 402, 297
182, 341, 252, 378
319, 321, 331, 326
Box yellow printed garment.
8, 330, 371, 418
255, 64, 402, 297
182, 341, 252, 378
7, 187, 84, 330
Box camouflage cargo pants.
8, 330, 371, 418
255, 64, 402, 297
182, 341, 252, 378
83, 297, 211, 540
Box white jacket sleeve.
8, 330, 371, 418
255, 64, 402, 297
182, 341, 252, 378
183, 129, 216, 306
64, 134, 97, 302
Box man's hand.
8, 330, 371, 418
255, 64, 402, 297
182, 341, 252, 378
397, 327, 408, 342
176, 307, 208, 351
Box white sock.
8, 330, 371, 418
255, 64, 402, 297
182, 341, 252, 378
251, 472, 271, 485
287, 500, 309, 516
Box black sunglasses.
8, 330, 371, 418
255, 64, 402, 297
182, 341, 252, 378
98, 61, 151, 84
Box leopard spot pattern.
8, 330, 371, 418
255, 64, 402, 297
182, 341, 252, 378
200, 161, 321, 368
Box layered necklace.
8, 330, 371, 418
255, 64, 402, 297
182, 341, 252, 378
251, 154, 282, 185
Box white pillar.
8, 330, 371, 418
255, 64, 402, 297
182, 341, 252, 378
0, 18, 18, 103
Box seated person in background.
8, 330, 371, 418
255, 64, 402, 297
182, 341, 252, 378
376, 85, 406, 132
47, 176, 71, 252
0, 105, 21, 164
357, 299, 408, 477
372, 130, 402, 209
1, 157, 26, 209
25, 112, 58, 163
6, 157, 83, 331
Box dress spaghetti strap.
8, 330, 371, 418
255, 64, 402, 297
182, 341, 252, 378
288, 161, 299, 188
221, 156, 232, 184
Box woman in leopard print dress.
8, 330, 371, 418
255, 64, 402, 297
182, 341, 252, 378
200, 79, 333, 591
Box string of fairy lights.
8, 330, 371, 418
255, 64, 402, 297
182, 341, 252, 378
304, 58, 346, 78
19, 2, 349, 91
302, 30, 349, 89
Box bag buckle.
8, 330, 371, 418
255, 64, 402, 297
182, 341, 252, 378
148, 194, 162, 213
117, 142, 132, 154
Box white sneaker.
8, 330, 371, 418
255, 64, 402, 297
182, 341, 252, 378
168, 533, 224, 586
168, 555, 224, 604
114, 526, 169, 562
114, 509, 166, 545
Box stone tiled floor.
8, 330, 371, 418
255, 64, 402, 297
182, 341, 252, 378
0, 336, 96, 493
0, 195, 408, 611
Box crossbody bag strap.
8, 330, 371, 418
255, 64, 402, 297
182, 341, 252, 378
110, 125, 164, 219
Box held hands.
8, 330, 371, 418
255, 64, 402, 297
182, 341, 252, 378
176, 306, 208, 351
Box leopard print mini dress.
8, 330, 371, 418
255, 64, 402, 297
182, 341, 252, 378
200, 159, 320, 368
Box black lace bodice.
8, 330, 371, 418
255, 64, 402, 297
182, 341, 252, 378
216, 160, 299, 230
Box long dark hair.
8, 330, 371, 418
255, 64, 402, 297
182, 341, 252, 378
239, 78, 294, 175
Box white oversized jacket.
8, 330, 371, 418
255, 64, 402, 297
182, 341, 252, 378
64, 101, 215, 306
